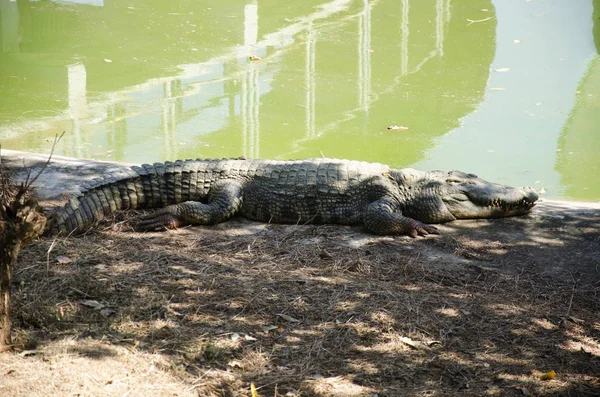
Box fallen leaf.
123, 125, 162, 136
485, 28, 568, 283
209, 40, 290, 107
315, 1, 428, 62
398, 336, 423, 349
18, 350, 38, 357
228, 360, 243, 368
319, 250, 333, 259
231, 333, 240, 341
539, 370, 556, 380
56, 256, 73, 264
261, 325, 279, 333
248, 56, 261, 61
251, 382, 259, 397
244, 334, 257, 341
520, 387, 529, 395
81, 300, 105, 310
278, 314, 300, 323
100, 308, 115, 317
387, 125, 410, 131
494, 67, 510, 72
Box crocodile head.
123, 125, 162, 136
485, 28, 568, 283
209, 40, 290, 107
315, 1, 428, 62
396, 169, 539, 223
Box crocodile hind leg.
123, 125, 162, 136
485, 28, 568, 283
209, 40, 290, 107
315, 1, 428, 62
135, 180, 244, 231
363, 199, 439, 237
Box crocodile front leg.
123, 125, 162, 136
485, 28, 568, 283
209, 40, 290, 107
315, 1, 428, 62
363, 199, 439, 237
135, 180, 244, 231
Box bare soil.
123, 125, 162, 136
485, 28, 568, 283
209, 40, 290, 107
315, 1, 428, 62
1, 206, 599, 397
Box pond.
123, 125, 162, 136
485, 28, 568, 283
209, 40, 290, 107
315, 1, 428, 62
1, 0, 599, 201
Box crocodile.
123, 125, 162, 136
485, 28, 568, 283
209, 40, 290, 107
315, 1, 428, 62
48, 158, 538, 237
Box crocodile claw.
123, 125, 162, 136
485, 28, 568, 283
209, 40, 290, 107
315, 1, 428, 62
409, 222, 439, 238
135, 212, 184, 232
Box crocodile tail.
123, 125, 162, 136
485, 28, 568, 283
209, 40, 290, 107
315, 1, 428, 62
49, 159, 199, 235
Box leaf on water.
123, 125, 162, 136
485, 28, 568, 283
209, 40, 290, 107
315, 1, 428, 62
56, 255, 73, 264
489, 87, 506, 91
278, 314, 300, 323
513, 39, 522, 44
540, 187, 547, 194
494, 68, 510, 72
481, 8, 489, 12
104, 58, 113, 63
387, 125, 410, 131
539, 370, 556, 380
248, 56, 261, 61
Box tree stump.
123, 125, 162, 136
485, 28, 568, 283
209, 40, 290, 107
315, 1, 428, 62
0, 183, 46, 350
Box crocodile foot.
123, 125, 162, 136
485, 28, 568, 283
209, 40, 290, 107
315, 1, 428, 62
135, 211, 185, 231
408, 221, 439, 238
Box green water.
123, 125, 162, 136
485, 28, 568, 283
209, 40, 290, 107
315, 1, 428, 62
1, 0, 599, 201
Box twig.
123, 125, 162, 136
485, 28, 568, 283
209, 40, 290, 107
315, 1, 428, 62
22, 131, 65, 190
466, 17, 493, 26
565, 272, 577, 317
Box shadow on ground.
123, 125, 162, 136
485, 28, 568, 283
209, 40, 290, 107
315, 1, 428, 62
2, 150, 599, 396
5, 208, 600, 396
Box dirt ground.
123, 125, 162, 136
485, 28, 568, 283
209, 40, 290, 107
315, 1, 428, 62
1, 151, 599, 396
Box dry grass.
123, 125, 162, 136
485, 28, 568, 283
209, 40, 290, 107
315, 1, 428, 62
2, 216, 599, 396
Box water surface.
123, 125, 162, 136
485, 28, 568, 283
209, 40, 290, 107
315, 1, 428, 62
1, 0, 599, 201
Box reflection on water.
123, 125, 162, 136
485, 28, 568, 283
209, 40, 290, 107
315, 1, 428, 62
0, 0, 598, 201
414, 0, 598, 201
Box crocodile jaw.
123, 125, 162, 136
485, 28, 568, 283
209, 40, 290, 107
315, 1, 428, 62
443, 187, 538, 219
